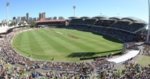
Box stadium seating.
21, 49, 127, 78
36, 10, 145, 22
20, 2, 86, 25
68, 16, 146, 42
69, 18, 84, 25
100, 20, 115, 26
83, 19, 97, 25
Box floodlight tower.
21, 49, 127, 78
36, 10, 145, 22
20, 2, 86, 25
6, 0, 10, 25
146, 0, 150, 43
73, 5, 76, 17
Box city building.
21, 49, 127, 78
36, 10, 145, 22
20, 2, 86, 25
26, 13, 29, 22
39, 12, 46, 20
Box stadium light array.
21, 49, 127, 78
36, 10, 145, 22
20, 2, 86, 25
6, 0, 10, 25
73, 5, 76, 17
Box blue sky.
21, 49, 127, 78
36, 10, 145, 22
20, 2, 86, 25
0, 0, 148, 22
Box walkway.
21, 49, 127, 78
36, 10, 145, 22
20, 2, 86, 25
107, 50, 140, 63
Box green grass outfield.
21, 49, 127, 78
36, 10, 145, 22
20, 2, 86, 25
12, 28, 123, 62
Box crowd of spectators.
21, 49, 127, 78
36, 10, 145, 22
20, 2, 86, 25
0, 27, 149, 79
142, 44, 150, 56
0, 28, 115, 78
120, 62, 150, 79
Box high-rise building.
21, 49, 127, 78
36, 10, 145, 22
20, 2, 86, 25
42, 12, 46, 19
39, 13, 42, 20
39, 12, 46, 20
21, 16, 26, 21
26, 13, 29, 22
17, 17, 21, 22
13, 17, 16, 20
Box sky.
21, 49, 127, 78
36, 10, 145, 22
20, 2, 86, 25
0, 0, 148, 22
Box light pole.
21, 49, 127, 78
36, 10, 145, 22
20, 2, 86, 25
146, 0, 150, 43
6, 0, 9, 25
73, 5, 76, 17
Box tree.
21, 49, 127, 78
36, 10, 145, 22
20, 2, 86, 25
53, 16, 57, 20
9, 22, 16, 26
30, 21, 36, 28
58, 16, 64, 20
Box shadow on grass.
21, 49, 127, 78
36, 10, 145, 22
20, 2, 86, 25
90, 32, 123, 43
67, 52, 96, 58
67, 49, 122, 60
102, 35, 122, 43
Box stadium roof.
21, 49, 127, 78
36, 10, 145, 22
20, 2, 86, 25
122, 17, 146, 24
109, 17, 120, 21
80, 16, 90, 20
68, 17, 79, 20
92, 16, 108, 20
36, 20, 66, 23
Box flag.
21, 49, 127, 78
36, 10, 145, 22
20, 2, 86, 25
6, 2, 9, 7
